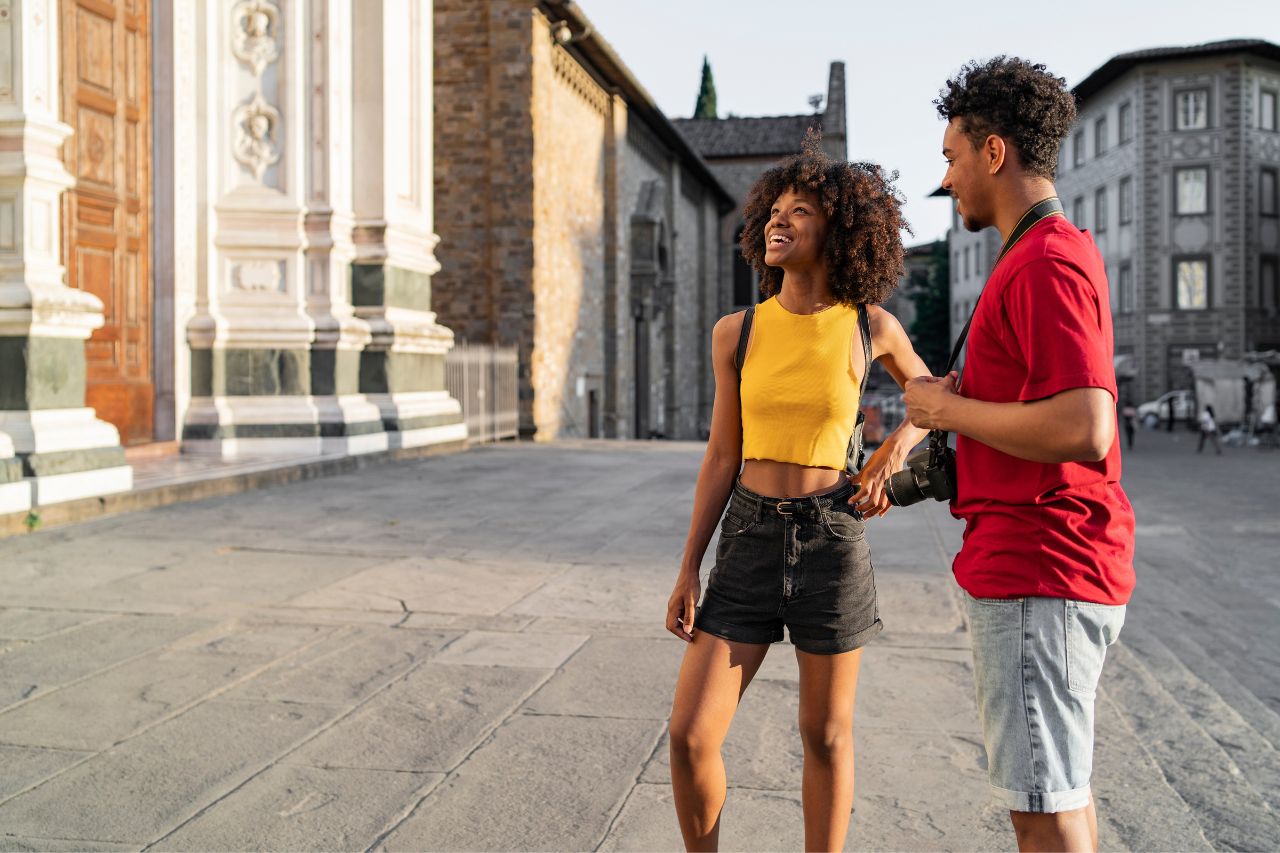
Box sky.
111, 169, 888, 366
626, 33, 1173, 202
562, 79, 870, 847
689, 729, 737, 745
578, 0, 1280, 244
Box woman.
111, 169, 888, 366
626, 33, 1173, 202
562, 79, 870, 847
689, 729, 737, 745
664, 135, 933, 851
1197, 404, 1222, 455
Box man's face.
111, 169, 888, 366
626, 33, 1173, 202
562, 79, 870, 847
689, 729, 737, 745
941, 118, 993, 232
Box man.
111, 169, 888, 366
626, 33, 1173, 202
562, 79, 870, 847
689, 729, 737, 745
904, 57, 1135, 853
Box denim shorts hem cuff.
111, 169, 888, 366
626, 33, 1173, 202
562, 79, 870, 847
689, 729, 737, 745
990, 783, 1092, 814
694, 615, 782, 646
791, 619, 883, 655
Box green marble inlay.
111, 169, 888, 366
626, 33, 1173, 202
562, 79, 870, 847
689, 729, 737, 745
21, 446, 127, 478
360, 351, 446, 396
0, 337, 87, 410
351, 264, 434, 312
310, 348, 362, 397
189, 348, 311, 397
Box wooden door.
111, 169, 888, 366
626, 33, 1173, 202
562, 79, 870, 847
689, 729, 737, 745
60, 0, 153, 444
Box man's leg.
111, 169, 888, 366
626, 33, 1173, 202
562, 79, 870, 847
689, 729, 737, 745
966, 596, 1124, 853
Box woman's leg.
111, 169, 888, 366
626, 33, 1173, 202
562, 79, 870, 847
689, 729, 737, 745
796, 647, 864, 852
669, 632, 771, 852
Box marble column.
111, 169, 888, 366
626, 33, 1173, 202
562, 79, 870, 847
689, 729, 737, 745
0, 0, 130, 506
180, 0, 385, 456
350, 0, 464, 449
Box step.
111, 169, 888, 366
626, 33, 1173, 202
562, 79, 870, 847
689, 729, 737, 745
1123, 624, 1280, 812
1101, 640, 1280, 851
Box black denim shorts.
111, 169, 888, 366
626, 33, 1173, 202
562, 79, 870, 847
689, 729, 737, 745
696, 479, 882, 655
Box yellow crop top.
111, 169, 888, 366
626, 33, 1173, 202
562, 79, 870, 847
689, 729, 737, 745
739, 296, 862, 470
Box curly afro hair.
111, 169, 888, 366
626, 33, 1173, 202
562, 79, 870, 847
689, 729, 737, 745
740, 131, 908, 306
934, 56, 1076, 178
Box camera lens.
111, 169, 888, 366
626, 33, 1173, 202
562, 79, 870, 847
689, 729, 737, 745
885, 465, 932, 507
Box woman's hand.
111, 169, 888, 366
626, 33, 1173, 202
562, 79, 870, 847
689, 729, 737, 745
666, 572, 702, 642
850, 438, 912, 518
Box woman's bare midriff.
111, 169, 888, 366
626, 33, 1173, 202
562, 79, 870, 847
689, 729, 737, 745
739, 459, 850, 499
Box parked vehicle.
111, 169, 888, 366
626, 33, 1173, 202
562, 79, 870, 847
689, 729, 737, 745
1137, 390, 1194, 428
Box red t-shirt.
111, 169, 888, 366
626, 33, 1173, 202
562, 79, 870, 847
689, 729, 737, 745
951, 215, 1136, 605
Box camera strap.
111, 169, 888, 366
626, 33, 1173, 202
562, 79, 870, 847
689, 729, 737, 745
929, 196, 1065, 452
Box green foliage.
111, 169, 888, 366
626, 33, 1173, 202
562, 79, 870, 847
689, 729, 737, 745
908, 239, 952, 375
22, 510, 40, 533
694, 56, 718, 119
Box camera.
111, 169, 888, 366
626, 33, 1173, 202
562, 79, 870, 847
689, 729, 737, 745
885, 433, 957, 507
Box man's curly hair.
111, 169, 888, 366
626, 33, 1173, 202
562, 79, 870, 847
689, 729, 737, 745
934, 56, 1076, 178
740, 131, 908, 306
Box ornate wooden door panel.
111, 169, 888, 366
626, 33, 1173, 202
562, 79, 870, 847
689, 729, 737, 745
60, 0, 152, 444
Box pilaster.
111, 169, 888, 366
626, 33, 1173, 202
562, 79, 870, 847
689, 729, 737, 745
0, 0, 130, 505
350, 0, 463, 449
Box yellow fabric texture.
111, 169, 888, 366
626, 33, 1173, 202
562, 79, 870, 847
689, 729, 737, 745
740, 296, 861, 470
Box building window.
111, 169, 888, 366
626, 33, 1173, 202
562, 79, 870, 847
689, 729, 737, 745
1262, 255, 1279, 312
1262, 168, 1278, 217
1119, 101, 1134, 144
1261, 89, 1278, 132
1072, 196, 1085, 228
1174, 167, 1209, 215
1073, 129, 1085, 167
1119, 262, 1135, 314
1119, 177, 1134, 224
1094, 116, 1108, 156
964, 246, 971, 279
1174, 257, 1210, 310
1175, 89, 1209, 131
1095, 187, 1108, 233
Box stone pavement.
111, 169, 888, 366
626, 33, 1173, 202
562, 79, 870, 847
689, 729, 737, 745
0, 437, 1275, 851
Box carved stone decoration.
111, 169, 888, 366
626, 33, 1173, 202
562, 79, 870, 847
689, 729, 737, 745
232, 93, 281, 180
229, 0, 282, 184
231, 0, 280, 77
233, 259, 282, 292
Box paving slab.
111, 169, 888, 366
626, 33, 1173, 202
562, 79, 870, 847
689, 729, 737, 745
286, 556, 567, 615
0, 745, 91, 801
376, 714, 662, 852
523, 637, 683, 719
858, 648, 980, 734
600, 782, 802, 852
228, 626, 459, 706
157, 765, 443, 852
287, 663, 548, 773
0, 837, 134, 852
431, 629, 586, 669
508, 564, 675, 622
0, 608, 109, 640
0, 699, 342, 843
0, 615, 212, 710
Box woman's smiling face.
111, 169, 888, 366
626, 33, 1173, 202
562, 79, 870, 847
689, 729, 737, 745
764, 187, 828, 269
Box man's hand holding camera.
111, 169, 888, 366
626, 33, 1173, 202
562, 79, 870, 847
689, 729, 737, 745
904, 372, 961, 431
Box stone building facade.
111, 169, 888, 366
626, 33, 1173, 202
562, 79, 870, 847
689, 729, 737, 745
0, 0, 463, 516
432, 0, 733, 441
945, 40, 1280, 402
1057, 39, 1280, 403
674, 63, 848, 311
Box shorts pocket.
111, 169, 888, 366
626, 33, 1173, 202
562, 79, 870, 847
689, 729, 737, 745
821, 507, 865, 542
1066, 600, 1124, 695
720, 510, 759, 539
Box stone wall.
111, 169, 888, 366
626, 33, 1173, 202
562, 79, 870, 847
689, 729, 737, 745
530, 19, 609, 439
432, 0, 536, 429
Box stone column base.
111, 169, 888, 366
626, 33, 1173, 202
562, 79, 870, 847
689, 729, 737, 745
0, 432, 30, 514
0, 410, 133, 506
367, 390, 467, 449
181, 396, 390, 458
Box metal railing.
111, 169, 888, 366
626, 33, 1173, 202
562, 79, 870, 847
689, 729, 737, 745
445, 343, 519, 443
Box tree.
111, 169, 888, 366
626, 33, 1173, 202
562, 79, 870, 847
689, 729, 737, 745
908, 239, 952, 374
693, 56, 717, 119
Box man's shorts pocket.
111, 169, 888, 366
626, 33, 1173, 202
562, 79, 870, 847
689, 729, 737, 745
1066, 600, 1126, 695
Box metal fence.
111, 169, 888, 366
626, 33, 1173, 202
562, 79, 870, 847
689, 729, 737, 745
445, 343, 519, 443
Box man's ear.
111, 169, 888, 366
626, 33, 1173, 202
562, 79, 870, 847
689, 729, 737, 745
984, 134, 1008, 175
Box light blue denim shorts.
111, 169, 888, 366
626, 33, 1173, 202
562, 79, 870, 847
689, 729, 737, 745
965, 594, 1126, 813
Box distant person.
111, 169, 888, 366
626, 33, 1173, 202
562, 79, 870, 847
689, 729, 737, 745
1122, 403, 1137, 450
664, 134, 933, 851
1166, 395, 1175, 432
1197, 405, 1222, 455
905, 57, 1134, 853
